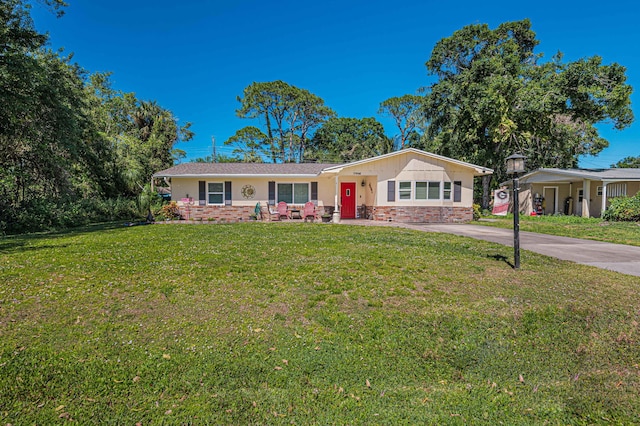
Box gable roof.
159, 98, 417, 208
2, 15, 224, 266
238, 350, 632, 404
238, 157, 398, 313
321, 148, 494, 176
153, 162, 340, 178
519, 168, 640, 184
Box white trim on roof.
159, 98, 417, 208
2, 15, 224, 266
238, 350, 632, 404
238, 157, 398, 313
161, 173, 326, 178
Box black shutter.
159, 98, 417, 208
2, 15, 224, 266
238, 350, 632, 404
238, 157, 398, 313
199, 181, 206, 205
454, 181, 462, 202
387, 180, 395, 202
268, 181, 276, 205
311, 181, 318, 204
225, 181, 232, 206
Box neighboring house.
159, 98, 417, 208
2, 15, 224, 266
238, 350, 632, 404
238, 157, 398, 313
152, 148, 493, 223
506, 168, 640, 218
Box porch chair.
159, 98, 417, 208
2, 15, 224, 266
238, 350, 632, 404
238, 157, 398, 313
303, 201, 318, 222
277, 201, 291, 220
265, 203, 280, 221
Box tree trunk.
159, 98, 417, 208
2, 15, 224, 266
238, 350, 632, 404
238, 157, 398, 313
482, 174, 491, 211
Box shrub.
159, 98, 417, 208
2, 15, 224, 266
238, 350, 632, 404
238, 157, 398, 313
158, 201, 181, 220
602, 193, 640, 222
0, 196, 140, 234
472, 203, 481, 220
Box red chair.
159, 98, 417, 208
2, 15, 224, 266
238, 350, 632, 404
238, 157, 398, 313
303, 202, 318, 222
277, 201, 291, 220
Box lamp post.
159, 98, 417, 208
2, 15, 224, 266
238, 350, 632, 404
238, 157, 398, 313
506, 153, 526, 269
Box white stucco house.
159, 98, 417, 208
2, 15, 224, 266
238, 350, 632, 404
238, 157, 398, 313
152, 148, 493, 223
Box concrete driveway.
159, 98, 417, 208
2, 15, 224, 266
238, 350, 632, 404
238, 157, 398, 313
416, 223, 640, 277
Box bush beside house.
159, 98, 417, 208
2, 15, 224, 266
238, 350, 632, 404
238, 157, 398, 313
603, 193, 640, 222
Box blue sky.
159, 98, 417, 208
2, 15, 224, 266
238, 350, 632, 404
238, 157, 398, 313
32, 0, 638, 168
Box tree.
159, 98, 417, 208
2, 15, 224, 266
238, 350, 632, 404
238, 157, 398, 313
308, 117, 392, 163
378, 94, 424, 149
611, 156, 640, 168
87, 75, 194, 195
223, 126, 268, 162
288, 89, 335, 162
193, 154, 239, 163
0, 1, 194, 232
236, 81, 334, 163
422, 19, 633, 200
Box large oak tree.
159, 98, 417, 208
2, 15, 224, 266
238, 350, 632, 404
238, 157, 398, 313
422, 19, 634, 204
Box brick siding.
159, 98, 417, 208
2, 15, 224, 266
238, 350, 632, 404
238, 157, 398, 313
176, 205, 333, 223
175, 205, 470, 223
370, 206, 472, 223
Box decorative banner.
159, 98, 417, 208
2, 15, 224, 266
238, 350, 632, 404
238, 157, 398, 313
492, 189, 510, 216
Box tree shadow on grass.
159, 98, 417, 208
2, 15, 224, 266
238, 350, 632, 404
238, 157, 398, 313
0, 222, 128, 254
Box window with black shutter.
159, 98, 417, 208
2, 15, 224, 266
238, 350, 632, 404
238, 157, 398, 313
224, 181, 232, 206
387, 180, 395, 202
198, 181, 206, 205
311, 182, 318, 204
268, 181, 276, 205
453, 181, 462, 202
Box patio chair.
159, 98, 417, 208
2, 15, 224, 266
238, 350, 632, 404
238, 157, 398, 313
265, 203, 280, 221
303, 201, 318, 222
277, 201, 291, 220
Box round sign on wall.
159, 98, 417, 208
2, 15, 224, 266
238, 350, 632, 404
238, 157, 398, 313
241, 185, 255, 199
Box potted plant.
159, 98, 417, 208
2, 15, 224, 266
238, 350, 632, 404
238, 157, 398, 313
321, 213, 332, 223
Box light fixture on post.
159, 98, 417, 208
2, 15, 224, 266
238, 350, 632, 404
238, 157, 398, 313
506, 153, 526, 269
361, 179, 366, 187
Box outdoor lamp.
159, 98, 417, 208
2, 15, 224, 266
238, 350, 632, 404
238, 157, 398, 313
505, 153, 526, 269
506, 153, 526, 176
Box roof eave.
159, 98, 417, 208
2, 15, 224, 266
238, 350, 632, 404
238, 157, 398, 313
152, 173, 324, 178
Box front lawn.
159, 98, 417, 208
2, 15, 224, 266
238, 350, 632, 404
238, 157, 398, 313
1, 223, 639, 424
478, 214, 640, 246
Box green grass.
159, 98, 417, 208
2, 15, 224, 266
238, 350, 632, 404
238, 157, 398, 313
478, 214, 640, 246
1, 222, 640, 424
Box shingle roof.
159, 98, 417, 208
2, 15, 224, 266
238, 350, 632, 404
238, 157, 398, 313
155, 149, 495, 179
153, 162, 341, 178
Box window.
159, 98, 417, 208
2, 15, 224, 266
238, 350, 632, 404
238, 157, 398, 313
399, 181, 412, 200
415, 182, 427, 200
416, 181, 441, 200
443, 182, 452, 200
428, 182, 440, 199
277, 183, 310, 204
294, 183, 309, 203
597, 186, 603, 196
208, 182, 224, 205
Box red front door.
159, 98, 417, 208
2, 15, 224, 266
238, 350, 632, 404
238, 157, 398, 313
340, 182, 356, 219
